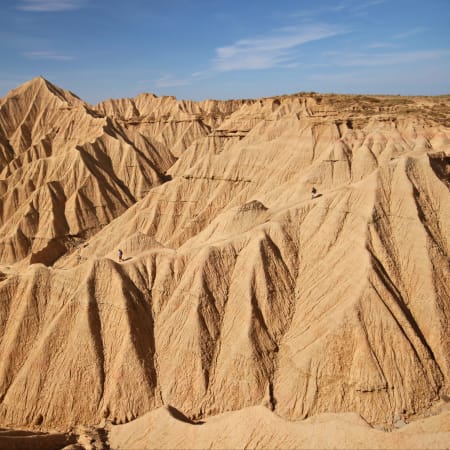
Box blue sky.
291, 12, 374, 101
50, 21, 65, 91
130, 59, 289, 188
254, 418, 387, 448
1, 0, 449, 103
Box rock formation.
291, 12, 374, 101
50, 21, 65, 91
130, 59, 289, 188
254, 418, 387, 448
0, 77, 175, 265
0, 78, 449, 447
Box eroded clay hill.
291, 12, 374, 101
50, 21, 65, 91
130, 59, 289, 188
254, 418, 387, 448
0, 79, 449, 442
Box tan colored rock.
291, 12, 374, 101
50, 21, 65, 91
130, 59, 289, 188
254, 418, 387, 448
0, 77, 176, 265
0, 80, 449, 447
0, 428, 76, 450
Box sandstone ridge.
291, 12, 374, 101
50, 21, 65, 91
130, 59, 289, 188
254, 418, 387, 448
0, 79, 449, 448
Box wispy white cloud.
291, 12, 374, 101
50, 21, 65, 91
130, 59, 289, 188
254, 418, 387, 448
17, 0, 85, 12
23, 51, 74, 60
154, 75, 191, 88
367, 42, 397, 49
213, 24, 345, 72
291, 3, 349, 19
393, 27, 427, 40
191, 71, 207, 78
366, 27, 427, 50
308, 64, 450, 95
353, 0, 386, 12
291, 0, 384, 19
334, 49, 449, 67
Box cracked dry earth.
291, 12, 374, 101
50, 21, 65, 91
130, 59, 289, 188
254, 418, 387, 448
0, 78, 449, 449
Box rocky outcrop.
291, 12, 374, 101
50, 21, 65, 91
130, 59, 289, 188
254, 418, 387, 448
0, 78, 176, 264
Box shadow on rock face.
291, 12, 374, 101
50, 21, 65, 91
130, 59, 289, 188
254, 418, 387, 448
429, 152, 450, 189
167, 405, 204, 425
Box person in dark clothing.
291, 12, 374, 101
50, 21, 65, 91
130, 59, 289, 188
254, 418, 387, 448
311, 187, 320, 199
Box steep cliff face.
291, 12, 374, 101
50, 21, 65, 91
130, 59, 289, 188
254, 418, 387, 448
0, 78, 177, 265
0, 80, 449, 432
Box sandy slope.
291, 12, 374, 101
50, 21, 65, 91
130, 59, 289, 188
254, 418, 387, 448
109, 405, 450, 450
0, 79, 449, 448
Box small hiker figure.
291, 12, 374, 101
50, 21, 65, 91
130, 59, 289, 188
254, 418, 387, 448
118, 249, 123, 262
311, 187, 320, 199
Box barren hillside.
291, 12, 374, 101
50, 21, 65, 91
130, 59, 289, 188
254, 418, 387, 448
0, 78, 449, 448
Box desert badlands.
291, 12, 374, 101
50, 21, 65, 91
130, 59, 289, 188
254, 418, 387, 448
0, 77, 449, 449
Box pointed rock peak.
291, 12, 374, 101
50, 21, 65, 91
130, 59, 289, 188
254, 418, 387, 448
18, 76, 53, 92
39, 77, 84, 105
26, 75, 48, 86
6, 77, 84, 107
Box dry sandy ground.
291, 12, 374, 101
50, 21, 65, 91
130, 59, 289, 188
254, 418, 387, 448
1, 404, 450, 449
109, 404, 450, 450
